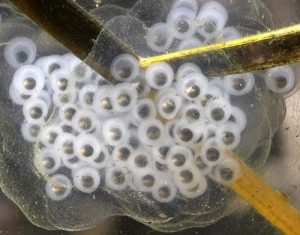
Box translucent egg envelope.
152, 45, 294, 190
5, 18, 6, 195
0, 0, 299, 232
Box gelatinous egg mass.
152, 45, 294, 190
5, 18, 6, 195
0, 0, 292, 232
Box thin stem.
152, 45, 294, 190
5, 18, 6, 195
140, 24, 300, 76
228, 151, 300, 235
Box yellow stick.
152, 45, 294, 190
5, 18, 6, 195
140, 24, 300, 76
227, 152, 300, 235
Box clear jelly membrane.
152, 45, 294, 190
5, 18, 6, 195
0, 0, 293, 232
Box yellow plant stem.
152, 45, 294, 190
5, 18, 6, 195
140, 24, 300, 76
227, 152, 300, 235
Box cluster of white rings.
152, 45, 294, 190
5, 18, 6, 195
7, 0, 295, 203
146, 0, 238, 52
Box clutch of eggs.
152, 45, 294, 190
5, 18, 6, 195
6, 0, 294, 204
